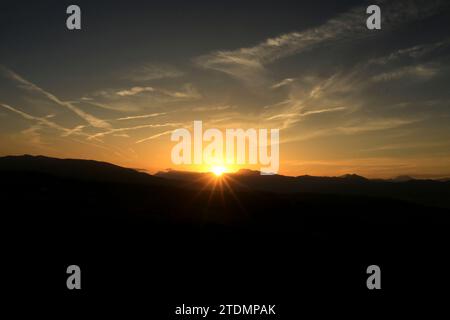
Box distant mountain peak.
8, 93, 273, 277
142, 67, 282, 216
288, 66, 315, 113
392, 175, 415, 182
339, 174, 368, 181
234, 169, 261, 176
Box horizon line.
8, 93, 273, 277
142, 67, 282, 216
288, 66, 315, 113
1, 153, 450, 181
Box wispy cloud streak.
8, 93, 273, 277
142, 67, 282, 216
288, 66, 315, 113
135, 130, 174, 144
196, 0, 445, 81
1, 66, 111, 129
116, 113, 166, 121
87, 123, 182, 140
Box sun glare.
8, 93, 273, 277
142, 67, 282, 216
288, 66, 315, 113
211, 165, 227, 177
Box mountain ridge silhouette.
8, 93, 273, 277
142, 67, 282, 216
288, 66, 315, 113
0, 154, 169, 186
2, 155, 450, 208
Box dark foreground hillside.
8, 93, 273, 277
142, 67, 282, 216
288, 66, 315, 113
2, 155, 450, 316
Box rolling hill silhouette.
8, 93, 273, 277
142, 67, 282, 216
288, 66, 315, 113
157, 167, 450, 209
2, 155, 449, 208
3, 155, 450, 303
0, 154, 168, 185
1, 154, 449, 232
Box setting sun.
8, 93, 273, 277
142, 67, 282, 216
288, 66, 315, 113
211, 166, 227, 177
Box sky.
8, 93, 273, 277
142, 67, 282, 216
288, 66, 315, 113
1, 0, 450, 178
